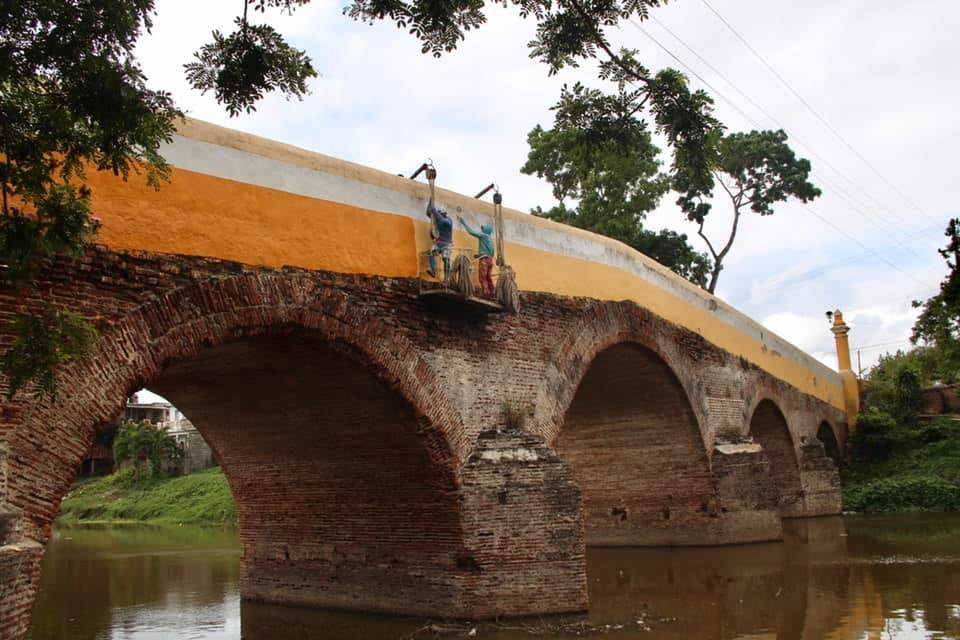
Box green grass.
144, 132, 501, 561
57, 466, 236, 525
842, 418, 960, 513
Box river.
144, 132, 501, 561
28, 515, 960, 639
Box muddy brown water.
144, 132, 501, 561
28, 515, 960, 639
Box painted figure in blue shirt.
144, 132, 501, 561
426, 203, 453, 278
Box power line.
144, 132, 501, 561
800, 203, 928, 288
630, 20, 760, 128
852, 339, 912, 352
698, 0, 940, 225
646, 14, 941, 249
628, 19, 933, 264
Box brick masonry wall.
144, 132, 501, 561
151, 336, 465, 615
557, 344, 719, 545
0, 248, 844, 637
750, 400, 805, 517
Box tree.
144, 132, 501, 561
2, 0, 720, 397
113, 419, 182, 481
0, 0, 312, 398
869, 346, 955, 389
676, 129, 820, 294
522, 84, 711, 285
346, 1, 722, 194
911, 218, 960, 379
185, 0, 317, 117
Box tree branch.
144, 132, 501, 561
697, 216, 719, 261
564, 0, 651, 87
626, 95, 649, 118
713, 172, 738, 204
716, 204, 742, 264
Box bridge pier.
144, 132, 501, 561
0, 507, 42, 640
798, 439, 844, 517
458, 428, 587, 616
711, 443, 784, 544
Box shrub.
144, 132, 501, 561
893, 364, 922, 422
849, 406, 897, 462
845, 476, 960, 512
913, 420, 956, 444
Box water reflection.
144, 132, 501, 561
29, 515, 960, 639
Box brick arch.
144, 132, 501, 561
534, 304, 720, 546
531, 303, 709, 451
817, 420, 842, 467
748, 398, 804, 517
2, 271, 469, 626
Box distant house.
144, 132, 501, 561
166, 418, 216, 475
77, 394, 215, 477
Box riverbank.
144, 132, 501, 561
842, 417, 960, 512
57, 467, 235, 525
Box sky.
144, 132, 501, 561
130, 0, 957, 405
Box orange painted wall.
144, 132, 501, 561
85, 167, 419, 277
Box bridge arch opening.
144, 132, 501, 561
749, 400, 803, 517
555, 342, 717, 546
11, 327, 466, 630
817, 421, 842, 467
139, 333, 462, 614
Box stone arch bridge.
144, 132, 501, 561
0, 120, 854, 638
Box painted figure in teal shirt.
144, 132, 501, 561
458, 216, 495, 297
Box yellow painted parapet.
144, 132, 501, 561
82, 117, 848, 415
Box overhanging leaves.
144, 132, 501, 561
2, 306, 98, 400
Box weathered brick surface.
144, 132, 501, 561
0, 541, 42, 640
458, 427, 587, 616
711, 444, 783, 544
557, 343, 720, 545
749, 400, 805, 517
152, 337, 465, 615
0, 248, 844, 637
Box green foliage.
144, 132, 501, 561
911, 218, 960, 380
113, 420, 182, 481
0, 0, 183, 397
185, 0, 317, 117
0, 1, 321, 399
346, 0, 721, 193
849, 406, 897, 463
845, 327, 960, 513
844, 476, 960, 513
0, 0, 181, 271
676, 129, 820, 293
523, 83, 711, 285
864, 353, 935, 423
1, 307, 98, 399
0, 184, 96, 284
895, 365, 922, 420
57, 467, 236, 525
868, 346, 954, 389
843, 415, 960, 512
